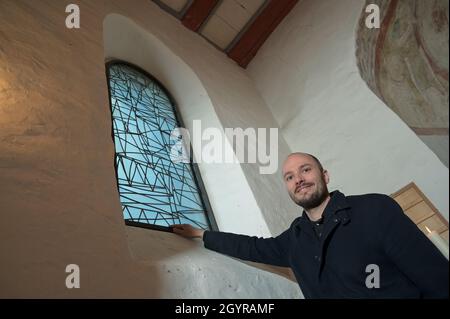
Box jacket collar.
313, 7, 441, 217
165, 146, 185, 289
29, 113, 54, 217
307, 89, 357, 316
296, 190, 351, 231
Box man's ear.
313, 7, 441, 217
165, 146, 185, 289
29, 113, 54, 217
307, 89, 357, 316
323, 170, 330, 184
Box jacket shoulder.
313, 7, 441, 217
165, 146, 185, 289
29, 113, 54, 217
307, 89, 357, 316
346, 193, 404, 219
347, 193, 397, 205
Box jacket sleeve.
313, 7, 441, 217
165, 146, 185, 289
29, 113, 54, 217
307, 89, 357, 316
379, 195, 449, 298
202, 229, 291, 267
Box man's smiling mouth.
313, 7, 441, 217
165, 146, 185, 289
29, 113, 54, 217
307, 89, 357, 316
296, 184, 313, 193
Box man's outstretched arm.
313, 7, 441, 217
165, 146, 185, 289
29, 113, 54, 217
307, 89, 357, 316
172, 224, 291, 267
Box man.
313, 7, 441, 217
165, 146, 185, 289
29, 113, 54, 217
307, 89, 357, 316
172, 153, 449, 298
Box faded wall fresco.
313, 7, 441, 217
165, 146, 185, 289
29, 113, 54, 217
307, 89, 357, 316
356, 0, 449, 166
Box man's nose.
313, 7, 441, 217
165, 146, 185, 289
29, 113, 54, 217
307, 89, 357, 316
294, 174, 304, 185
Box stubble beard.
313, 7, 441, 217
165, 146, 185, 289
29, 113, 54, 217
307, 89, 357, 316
290, 179, 329, 210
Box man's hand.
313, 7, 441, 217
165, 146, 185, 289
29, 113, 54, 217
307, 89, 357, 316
171, 224, 205, 239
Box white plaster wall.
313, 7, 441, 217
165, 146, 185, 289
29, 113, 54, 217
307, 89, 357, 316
0, 0, 301, 298
103, 5, 299, 237
103, 13, 271, 237
419, 135, 449, 168
247, 0, 449, 220
125, 227, 300, 298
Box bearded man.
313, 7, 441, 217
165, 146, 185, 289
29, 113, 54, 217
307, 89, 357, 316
172, 153, 449, 298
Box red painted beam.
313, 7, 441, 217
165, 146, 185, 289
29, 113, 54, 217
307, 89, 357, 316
228, 0, 299, 68
182, 0, 219, 32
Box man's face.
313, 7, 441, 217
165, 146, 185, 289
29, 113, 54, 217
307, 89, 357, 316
282, 154, 330, 209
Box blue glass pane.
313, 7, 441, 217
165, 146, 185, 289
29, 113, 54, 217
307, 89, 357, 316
107, 64, 210, 229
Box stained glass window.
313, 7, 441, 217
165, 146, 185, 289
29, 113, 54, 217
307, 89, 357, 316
106, 62, 215, 231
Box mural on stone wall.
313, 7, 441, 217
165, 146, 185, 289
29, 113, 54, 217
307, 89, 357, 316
356, 0, 449, 166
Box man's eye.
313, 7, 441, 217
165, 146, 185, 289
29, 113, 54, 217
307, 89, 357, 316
303, 168, 310, 173
286, 176, 293, 181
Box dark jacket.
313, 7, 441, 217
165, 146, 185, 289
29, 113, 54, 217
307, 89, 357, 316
203, 191, 449, 298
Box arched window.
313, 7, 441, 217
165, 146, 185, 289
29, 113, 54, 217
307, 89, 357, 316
106, 61, 216, 231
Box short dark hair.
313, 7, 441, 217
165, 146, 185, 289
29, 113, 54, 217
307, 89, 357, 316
306, 153, 324, 172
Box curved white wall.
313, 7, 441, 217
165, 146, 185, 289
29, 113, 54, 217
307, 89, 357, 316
103, 11, 302, 236
0, 0, 301, 298
103, 13, 271, 236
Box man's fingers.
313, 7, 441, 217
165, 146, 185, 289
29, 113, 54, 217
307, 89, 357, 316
171, 224, 198, 238
171, 224, 188, 229
171, 224, 191, 235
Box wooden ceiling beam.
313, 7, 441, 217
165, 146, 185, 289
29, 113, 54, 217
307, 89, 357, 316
228, 0, 299, 68
181, 0, 220, 32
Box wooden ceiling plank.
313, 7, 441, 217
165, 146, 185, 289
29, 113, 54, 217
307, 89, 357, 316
228, 0, 299, 68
